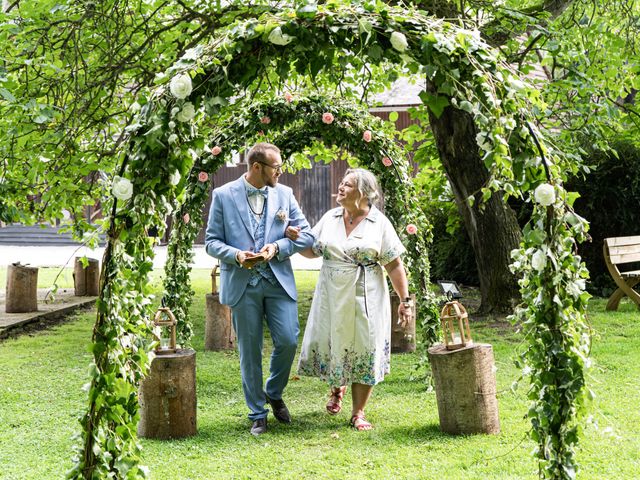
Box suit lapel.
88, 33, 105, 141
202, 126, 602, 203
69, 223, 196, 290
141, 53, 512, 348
230, 178, 255, 239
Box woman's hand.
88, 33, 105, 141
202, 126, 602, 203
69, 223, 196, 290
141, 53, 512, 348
397, 301, 413, 328
285, 225, 301, 240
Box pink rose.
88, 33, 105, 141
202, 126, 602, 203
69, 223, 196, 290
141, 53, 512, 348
406, 224, 418, 235
382, 156, 393, 167
260, 116, 271, 124
284, 92, 294, 103
363, 130, 372, 142
183, 213, 190, 224
198, 171, 209, 182
211, 145, 222, 156
322, 112, 334, 124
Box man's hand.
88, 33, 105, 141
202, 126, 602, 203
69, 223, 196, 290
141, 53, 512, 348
236, 250, 262, 269
259, 243, 278, 261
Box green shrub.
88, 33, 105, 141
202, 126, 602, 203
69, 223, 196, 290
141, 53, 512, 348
567, 138, 640, 296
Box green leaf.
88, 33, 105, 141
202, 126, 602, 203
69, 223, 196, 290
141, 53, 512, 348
418, 91, 450, 118
459, 100, 473, 113
296, 2, 318, 19
367, 45, 383, 61
388, 111, 399, 122
0, 87, 15, 102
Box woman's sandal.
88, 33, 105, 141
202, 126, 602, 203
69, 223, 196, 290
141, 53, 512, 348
326, 386, 347, 415
350, 414, 374, 431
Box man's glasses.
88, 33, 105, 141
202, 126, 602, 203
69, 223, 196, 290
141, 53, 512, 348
258, 161, 284, 174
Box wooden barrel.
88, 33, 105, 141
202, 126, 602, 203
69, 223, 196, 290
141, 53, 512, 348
390, 293, 416, 353
73, 257, 100, 296
204, 266, 234, 351
428, 343, 500, 435
5, 263, 38, 313
138, 349, 197, 439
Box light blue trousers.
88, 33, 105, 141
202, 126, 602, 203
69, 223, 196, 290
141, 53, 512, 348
231, 279, 299, 421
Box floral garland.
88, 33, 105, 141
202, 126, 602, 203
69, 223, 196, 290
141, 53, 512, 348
163, 94, 438, 349
510, 178, 591, 478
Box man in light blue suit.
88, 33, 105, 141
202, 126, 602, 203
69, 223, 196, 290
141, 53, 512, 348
205, 142, 314, 436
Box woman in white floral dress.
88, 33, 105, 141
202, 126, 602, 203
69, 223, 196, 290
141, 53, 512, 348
292, 168, 413, 431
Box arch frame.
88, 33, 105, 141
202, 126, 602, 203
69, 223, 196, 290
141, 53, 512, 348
69, 4, 591, 479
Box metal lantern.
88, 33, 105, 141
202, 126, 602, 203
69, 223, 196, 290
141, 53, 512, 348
440, 300, 473, 350
153, 307, 177, 354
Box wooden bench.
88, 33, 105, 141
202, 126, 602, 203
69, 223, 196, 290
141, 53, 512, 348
603, 235, 640, 311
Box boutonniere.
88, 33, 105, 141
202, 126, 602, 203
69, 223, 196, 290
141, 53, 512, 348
275, 209, 288, 223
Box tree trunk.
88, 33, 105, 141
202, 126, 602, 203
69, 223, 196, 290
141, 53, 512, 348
204, 293, 235, 351
5, 263, 38, 313
427, 100, 521, 313
390, 292, 416, 353
73, 257, 100, 296
428, 343, 500, 435
137, 349, 197, 439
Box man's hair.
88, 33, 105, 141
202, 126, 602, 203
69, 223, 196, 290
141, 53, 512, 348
247, 142, 280, 165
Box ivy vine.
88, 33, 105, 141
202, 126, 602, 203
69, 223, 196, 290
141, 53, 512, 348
163, 94, 437, 349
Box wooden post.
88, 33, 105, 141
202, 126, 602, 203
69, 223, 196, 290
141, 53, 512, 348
428, 343, 500, 435
204, 266, 234, 351
73, 257, 100, 296
5, 263, 38, 313
390, 292, 416, 353
138, 349, 197, 439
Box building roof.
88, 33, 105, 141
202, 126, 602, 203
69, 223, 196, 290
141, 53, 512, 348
371, 75, 424, 110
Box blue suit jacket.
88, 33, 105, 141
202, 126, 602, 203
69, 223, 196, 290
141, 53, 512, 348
205, 176, 315, 306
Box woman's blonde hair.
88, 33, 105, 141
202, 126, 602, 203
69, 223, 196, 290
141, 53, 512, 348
344, 168, 380, 206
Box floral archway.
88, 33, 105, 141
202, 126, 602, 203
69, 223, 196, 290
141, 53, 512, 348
162, 94, 436, 347
70, 3, 590, 479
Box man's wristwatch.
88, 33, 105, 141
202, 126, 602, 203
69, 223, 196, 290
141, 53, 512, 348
401, 296, 414, 308
272, 243, 279, 256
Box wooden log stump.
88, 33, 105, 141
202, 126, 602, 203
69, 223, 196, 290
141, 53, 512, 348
204, 266, 234, 351
5, 263, 38, 313
428, 343, 500, 435
390, 292, 416, 353
73, 257, 100, 296
138, 349, 197, 439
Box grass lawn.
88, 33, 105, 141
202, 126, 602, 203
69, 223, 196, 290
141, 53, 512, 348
1, 268, 639, 479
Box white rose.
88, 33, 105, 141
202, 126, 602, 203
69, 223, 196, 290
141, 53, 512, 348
169, 74, 192, 99
390, 31, 408, 52
531, 249, 547, 272
169, 171, 181, 186
168, 134, 178, 144
534, 183, 556, 206
268, 27, 294, 46
112, 176, 133, 201
168, 121, 176, 129
176, 102, 196, 122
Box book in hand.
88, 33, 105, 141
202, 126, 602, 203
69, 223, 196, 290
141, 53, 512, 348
243, 251, 269, 269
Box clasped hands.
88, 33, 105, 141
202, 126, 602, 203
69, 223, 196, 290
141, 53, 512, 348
237, 243, 278, 269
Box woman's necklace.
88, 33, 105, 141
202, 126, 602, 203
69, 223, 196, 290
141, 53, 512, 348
345, 207, 369, 224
